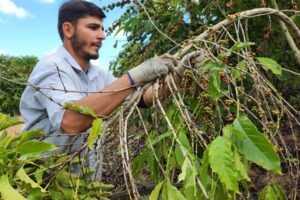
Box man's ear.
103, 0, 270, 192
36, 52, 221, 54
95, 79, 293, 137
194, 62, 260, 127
62, 22, 75, 39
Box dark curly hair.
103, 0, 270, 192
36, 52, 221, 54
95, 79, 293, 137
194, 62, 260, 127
58, 0, 106, 41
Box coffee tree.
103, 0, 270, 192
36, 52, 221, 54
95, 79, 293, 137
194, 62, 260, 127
0, 55, 38, 115
0, 0, 299, 199
100, 0, 300, 199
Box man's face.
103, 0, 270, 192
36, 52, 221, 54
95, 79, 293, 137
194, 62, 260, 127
71, 16, 106, 61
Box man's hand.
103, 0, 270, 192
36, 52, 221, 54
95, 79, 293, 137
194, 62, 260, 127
126, 56, 177, 85
175, 50, 207, 77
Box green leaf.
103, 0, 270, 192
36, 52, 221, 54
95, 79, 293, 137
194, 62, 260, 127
199, 149, 210, 189
232, 60, 247, 80
49, 187, 64, 200
237, 60, 247, 72
27, 187, 46, 200
223, 125, 232, 138
166, 104, 177, 119
259, 185, 277, 200
0, 131, 7, 142
234, 149, 250, 181
162, 140, 169, 159
241, 180, 251, 199
231, 68, 241, 80
218, 51, 232, 59
178, 157, 188, 182
17, 140, 57, 160
233, 116, 282, 174
223, 124, 243, 139
0, 174, 26, 200
161, 181, 168, 200
149, 180, 165, 200
148, 149, 160, 181
16, 167, 46, 193
0, 135, 17, 149
177, 130, 192, 152
55, 169, 72, 187
217, 42, 253, 61
180, 157, 198, 199
230, 42, 254, 52
50, 182, 74, 200
259, 184, 287, 200
88, 118, 103, 148
174, 144, 184, 166
208, 136, 239, 193
132, 148, 148, 176
199, 63, 220, 76
19, 129, 44, 143
34, 169, 44, 184
166, 178, 186, 200
99, 183, 114, 190
256, 57, 282, 75
0, 113, 23, 131
208, 71, 222, 100
214, 180, 228, 200
290, 14, 300, 27
86, 182, 114, 190
147, 131, 172, 148
273, 184, 287, 200
64, 102, 97, 118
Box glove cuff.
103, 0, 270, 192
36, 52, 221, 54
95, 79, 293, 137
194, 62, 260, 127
126, 72, 136, 86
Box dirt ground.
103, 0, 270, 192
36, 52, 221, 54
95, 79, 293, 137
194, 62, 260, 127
6, 116, 23, 136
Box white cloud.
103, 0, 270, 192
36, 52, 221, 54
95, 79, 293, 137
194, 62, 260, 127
0, 0, 29, 19
39, 0, 56, 4
0, 49, 7, 55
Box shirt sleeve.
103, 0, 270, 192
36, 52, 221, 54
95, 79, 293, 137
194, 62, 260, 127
29, 60, 84, 131
103, 69, 117, 86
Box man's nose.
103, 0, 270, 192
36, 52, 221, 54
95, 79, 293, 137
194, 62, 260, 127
98, 30, 106, 40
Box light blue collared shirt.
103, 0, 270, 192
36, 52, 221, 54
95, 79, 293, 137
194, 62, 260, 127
20, 46, 116, 178
20, 46, 116, 134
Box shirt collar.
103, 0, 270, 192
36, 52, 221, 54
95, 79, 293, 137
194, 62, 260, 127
56, 46, 101, 81
88, 63, 101, 81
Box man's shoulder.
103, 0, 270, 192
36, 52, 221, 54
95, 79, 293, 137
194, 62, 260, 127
38, 55, 67, 67
32, 55, 71, 74
28, 55, 72, 83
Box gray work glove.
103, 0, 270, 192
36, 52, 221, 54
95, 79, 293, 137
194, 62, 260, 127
127, 55, 177, 85
176, 50, 207, 77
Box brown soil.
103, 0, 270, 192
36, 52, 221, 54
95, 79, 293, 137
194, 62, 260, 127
6, 116, 23, 136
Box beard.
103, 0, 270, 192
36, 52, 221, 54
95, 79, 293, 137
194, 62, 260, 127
71, 32, 99, 61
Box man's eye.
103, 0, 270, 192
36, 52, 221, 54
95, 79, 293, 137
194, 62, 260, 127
89, 26, 98, 30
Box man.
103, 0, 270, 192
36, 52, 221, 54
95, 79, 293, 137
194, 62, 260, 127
20, 0, 182, 178
19, 0, 204, 180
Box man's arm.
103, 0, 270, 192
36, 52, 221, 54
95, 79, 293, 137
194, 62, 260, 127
61, 56, 177, 135
61, 75, 132, 134
61, 51, 205, 134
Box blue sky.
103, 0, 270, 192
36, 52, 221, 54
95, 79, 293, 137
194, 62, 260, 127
0, 0, 127, 70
